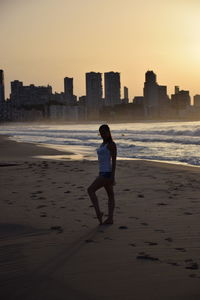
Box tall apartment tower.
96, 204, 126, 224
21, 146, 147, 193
86, 72, 102, 108
143, 70, 159, 116
194, 95, 200, 107
104, 72, 121, 106
124, 86, 129, 101
0, 70, 5, 103
175, 86, 180, 94
64, 77, 76, 104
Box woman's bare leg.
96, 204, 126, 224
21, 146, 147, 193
87, 177, 105, 224
103, 183, 115, 224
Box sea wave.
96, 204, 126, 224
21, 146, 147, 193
1, 121, 200, 166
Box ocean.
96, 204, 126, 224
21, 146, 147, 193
1, 121, 200, 166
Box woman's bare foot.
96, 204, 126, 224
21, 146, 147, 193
97, 212, 104, 225
103, 217, 113, 225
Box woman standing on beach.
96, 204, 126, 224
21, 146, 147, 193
88, 124, 117, 225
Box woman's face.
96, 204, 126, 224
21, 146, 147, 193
99, 128, 110, 140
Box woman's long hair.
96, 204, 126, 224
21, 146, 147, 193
99, 124, 113, 143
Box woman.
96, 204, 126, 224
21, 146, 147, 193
87, 124, 117, 225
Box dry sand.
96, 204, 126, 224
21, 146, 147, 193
1, 135, 200, 299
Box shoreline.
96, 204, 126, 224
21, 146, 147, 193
0, 134, 200, 170
1, 119, 200, 125
0, 134, 75, 162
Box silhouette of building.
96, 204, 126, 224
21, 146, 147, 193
86, 72, 102, 119
175, 86, 179, 94
79, 96, 86, 105
143, 71, 170, 118
158, 85, 170, 110
104, 72, 121, 106
10, 80, 52, 108
171, 86, 191, 111
133, 96, 144, 105
0, 70, 5, 103
121, 86, 129, 104
64, 77, 76, 105
143, 71, 159, 117
194, 95, 200, 107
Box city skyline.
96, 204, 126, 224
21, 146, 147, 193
1, 0, 200, 100
0, 68, 197, 104
1, 68, 200, 122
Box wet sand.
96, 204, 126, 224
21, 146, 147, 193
1, 135, 200, 299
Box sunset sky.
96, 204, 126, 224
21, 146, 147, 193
1, 0, 200, 101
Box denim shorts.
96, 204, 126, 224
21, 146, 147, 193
99, 172, 112, 179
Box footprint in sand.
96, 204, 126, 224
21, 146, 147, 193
138, 194, 144, 198
141, 222, 148, 226
174, 247, 186, 252
155, 229, 165, 233
137, 254, 159, 261
167, 262, 180, 267
36, 205, 47, 209
40, 213, 47, 217
185, 262, 199, 270
145, 241, 158, 246
129, 243, 136, 247
38, 196, 46, 200
118, 226, 128, 229
85, 239, 96, 243
165, 237, 173, 242
50, 226, 63, 233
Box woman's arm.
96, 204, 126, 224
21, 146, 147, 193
108, 142, 117, 184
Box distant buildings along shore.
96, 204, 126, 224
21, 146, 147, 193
0, 69, 200, 122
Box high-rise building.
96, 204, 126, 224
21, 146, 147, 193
143, 70, 170, 117
194, 95, 200, 107
10, 80, 52, 107
86, 72, 102, 108
158, 85, 169, 105
104, 72, 121, 106
124, 86, 129, 101
175, 86, 179, 94
145, 70, 157, 84
121, 86, 129, 104
64, 77, 76, 104
171, 89, 191, 110
0, 70, 5, 103
143, 71, 159, 116
10, 80, 23, 106
85, 72, 102, 120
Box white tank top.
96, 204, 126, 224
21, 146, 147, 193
97, 143, 112, 172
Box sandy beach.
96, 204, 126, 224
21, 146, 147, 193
1, 135, 200, 299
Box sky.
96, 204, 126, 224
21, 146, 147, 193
1, 0, 200, 101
